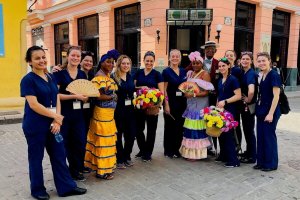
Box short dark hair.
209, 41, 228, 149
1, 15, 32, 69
144, 51, 155, 60
257, 52, 271, 61
25, 46, 45, 62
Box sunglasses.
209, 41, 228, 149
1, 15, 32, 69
241, 51, 253, 56
82, 51, 95, 56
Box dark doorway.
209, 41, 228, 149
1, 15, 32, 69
169, 25, 205, 68
54, 22, 69, 65
78, 14, 99, 65
115, 3, 141, 73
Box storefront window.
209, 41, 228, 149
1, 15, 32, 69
78, 14, 99, 65
115, 4, 140, 31
54, 22, 69, 65
234, 1, 256, 57
170, 0, 206, 8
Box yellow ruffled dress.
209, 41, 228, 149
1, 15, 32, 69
84, 75, 118, 176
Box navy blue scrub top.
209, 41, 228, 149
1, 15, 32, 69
53, 69, 87, 114
134, 69, 163, 89
21, 72, 58, 134
256, 70, 281, 117
241, 68, 258, 105
231, 65, 243, 83
162, 67, 187, 108
114, 73, 135, 112
218, 75, 240, 115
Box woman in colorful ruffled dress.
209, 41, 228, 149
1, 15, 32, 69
180, 51, 211, 160
84, 50, 119, 180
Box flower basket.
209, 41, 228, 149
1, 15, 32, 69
206, 126, 222, 137
145, 105, 160, 115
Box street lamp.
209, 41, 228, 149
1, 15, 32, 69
215, 24, 222, 43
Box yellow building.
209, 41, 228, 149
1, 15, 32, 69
0, 0, 27, 110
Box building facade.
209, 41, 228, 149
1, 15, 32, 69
27, 0, 300, 90
0, 0, 27, 110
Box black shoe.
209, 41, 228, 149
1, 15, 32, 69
82, 167, 92, 174
60, 187, 87, 197
135, 152, 143, 158
253, 165, 262, 170
261, 168, 277, 172
207, 149, 216, 156
240, 157, 256, 164
215, 156, 225, 162
32, 193, 50, 200
142, 156, 152, 162
72, 173, 86, 181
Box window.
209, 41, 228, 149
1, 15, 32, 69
115, 4, 140, 32
234, 1, 256, 57
54, 22, 69, 65
170, 0, 206, 8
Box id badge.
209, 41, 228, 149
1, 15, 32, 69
125, 99, 132, 106
48, 107, 56, 113
176, 91, 183, 96
73, 101, 81, 110
83, 102, 90, 109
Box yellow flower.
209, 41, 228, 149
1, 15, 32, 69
146, 93, 154, 98
144, 98, 150, 103
216, 121, 223, 128
204, 114, 208, 120
152, 96, 158, 103
160, 95, 164, 101
207, 121, 213, 128
140, 94, 145, 99
132, 100, 136, 106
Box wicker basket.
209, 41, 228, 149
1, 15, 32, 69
206, 126, 222, 137
145, 105, 160, 115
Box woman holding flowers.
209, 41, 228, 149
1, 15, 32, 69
134, 51, 164, 162
240, 52, 258, 164
254, 52, 281, 172
162, 49, 187, 158
179, 51, 211, 160
216, 57, 241, 168
111, 55, 136, 169
84, 50, 119, 180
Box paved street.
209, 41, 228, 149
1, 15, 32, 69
0, 98, 300, 200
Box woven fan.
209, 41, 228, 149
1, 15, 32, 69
66, 79, 100, 97
178, 81, 200, 94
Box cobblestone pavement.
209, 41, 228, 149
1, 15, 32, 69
0, 99, 300, 200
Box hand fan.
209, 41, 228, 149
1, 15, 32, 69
178, 81, 200, 94
66, 79, 100, 97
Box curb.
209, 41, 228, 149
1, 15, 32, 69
0, 111, 23, 125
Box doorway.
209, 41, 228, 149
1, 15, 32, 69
169, 25, 205, 68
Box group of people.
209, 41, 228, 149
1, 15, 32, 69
21, 41, 282, 200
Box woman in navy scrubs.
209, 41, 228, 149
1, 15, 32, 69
134, 51, 164, 162
53, 46, 88, 181
240, 52, 257, 163
216, 57, 241, 168
254, 52, 281, 172
112, 55, 136, 168
162, 49, 187, 158
225, 50, 243, 145
21, 46, 86, 200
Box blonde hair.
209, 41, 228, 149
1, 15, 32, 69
113, 55, 132, 84
169, 49, 182, 62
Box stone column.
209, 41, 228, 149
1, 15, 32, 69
42, 23, 54, 67
98, 5, 114, 56
67, 16, 78, 46
286, 12, 300, 90
253, 2, 275, 60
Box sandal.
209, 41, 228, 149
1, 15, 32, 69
96, 173, 114, 180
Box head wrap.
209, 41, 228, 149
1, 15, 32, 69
99, 49, 120, 64
188, 51, 204, 63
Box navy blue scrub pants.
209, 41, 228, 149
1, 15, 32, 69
163, 108, 185, 156
219, 130, 240, 165
241, 110, 256, 160
61, 113, 87, 177
135, 110, 158, 158
25, 130, 76, 197
256, 115, 280, 169
115, 108, 136, 163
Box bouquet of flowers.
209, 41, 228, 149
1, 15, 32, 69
202, 106, 238, 137
132, 88, 165, 115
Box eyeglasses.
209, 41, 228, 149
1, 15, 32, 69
82, 51, 95, 56
241, 51, 253, 56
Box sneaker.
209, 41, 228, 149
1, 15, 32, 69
72, 173, 86, 181
224, 163, 240, 168
135, 152, 143, 158
124, 160, 134, 167
116, 163, 126, 169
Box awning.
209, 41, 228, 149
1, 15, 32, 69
166, 9, 213, 26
